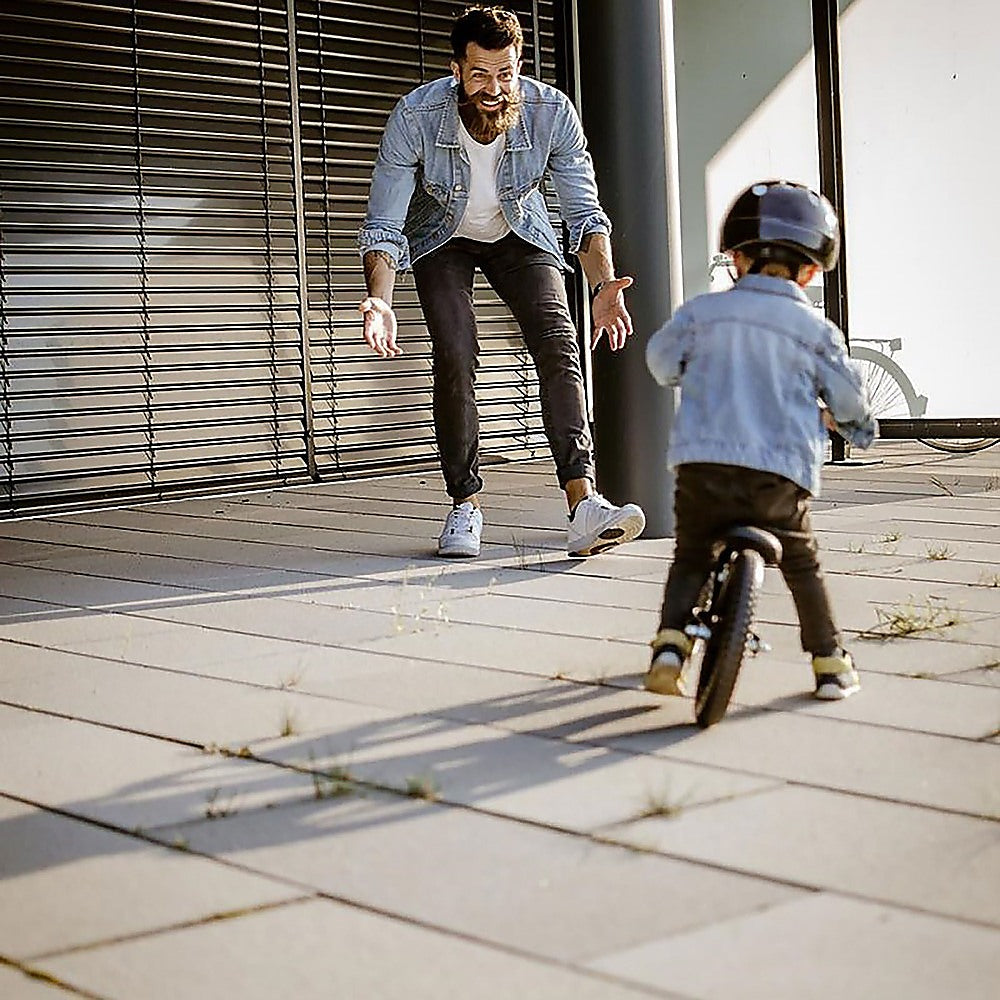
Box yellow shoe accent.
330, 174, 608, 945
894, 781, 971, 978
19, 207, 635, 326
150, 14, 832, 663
649, 628, 692, 658
812, 651, 861, 700
645, 629, 693, 696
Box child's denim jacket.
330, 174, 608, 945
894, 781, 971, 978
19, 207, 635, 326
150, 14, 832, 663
358, 76, 611, 272
646, 274, 876, 496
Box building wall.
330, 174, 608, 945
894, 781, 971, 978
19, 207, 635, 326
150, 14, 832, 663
672, 0, 997, 419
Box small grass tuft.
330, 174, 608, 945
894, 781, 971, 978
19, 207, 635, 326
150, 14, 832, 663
860, 596, 964, 640
278, 671, 303, 691
204, 788, 237, 820
925, 544, 956, 561
404, 773, 440, 801
511, 534, 544, 570
279, 707, 299, 738
638, 784, 692, 820
312, 765, 354, 800
878, 530, 903, 543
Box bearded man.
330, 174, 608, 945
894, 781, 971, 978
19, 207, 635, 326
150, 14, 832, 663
359, 5, 644, 558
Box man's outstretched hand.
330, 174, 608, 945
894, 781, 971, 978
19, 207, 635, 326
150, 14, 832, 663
591, 276, 634, 351
359, 296, 402, 357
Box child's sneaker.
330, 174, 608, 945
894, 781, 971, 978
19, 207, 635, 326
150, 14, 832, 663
644, 628, 693, 696
812, 650, 861, 700
567, 493, 645, 556
437, 502, 483, 557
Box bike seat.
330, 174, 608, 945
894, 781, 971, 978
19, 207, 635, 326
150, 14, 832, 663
724, 526, 782, 564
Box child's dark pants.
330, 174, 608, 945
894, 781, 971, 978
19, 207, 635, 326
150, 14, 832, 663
659, 463, 841, 656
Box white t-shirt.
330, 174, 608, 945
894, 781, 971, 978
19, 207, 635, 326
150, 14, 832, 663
455, 117, 511, 242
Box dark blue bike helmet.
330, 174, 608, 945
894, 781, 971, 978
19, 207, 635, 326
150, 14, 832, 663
720, 180, 840, 272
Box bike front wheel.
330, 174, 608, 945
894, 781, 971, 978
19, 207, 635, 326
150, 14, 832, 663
695, 550, 764, 729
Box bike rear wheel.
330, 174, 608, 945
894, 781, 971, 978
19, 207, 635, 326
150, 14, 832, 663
695, 550, 764, 729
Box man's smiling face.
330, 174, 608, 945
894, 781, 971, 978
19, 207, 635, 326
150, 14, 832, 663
452, 41, 522, 142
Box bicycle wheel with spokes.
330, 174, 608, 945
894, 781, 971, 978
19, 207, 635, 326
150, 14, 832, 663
695, 550, 764, 729
850, 346, 926, 419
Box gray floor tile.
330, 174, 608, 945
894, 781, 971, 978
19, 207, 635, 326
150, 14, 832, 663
154, 790, 800, 964
39, 898, 671, 1000
589, 892, 1000, 1000
0, 797, 301, 959
604, 783, 1000, 923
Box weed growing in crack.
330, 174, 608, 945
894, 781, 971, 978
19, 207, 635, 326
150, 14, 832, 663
311, 765, 354, 800
638, 783, 692, 820
279, 707, 299, 738
204, 788, 237, 820
404, 773, 440, 801
925, 544, 956, 561
511, 534, 544, 570
860, 596, 964, 640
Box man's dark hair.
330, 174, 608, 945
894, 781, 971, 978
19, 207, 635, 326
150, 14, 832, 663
451, 5, 523, 60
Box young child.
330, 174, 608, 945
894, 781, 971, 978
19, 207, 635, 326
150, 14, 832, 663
644, 180, 876, 700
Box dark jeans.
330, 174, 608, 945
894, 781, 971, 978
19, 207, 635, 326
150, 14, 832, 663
659, 463, 841, 656
412, 232, 594, 500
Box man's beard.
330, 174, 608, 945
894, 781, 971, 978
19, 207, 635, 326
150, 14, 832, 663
457, 84, 522, 142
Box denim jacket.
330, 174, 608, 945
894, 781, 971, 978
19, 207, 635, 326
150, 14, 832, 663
645, 274, 876, 495
358, 75, 611, 272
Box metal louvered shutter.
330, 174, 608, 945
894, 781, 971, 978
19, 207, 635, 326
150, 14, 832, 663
298, 0, 561, 481
0, 0, 573, 517
1, 0, 308, 514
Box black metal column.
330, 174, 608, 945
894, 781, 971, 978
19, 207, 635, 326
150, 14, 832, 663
577, 0, 675, 536
812, 0, 849, 462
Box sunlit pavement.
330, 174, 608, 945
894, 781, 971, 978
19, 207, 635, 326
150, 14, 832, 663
1, 441, 998, 999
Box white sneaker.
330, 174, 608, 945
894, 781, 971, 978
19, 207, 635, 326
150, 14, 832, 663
567, 493, 646, 556
437, 502, 483, 558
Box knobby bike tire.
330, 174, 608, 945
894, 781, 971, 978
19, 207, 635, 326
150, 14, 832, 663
695, 550, 764, 729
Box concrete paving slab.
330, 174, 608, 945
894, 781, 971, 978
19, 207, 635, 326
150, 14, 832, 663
37, 897, 673, 1000
253, 716, 779, 832
0, 965, 75, 999
427, 591, 659, 642
604, 783, 1000, 923
0, 705, 317, 831
355, 616, 648, 680
0, 518, 435, 577
727, 655, 1000, 740
947, 664, 1000, 689
0, 797, 303, 960
589, 892, 1000, 1000
0, 644, 401, 749
603, 706, 1000, 818
0, 548, 325, 593
818, 572, 1000, 616
156, 790, 800, 965
0, 564, 209, 611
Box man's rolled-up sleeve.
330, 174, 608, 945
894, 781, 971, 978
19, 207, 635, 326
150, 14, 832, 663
358, 102, 420, 270
547, 100, 612, 253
